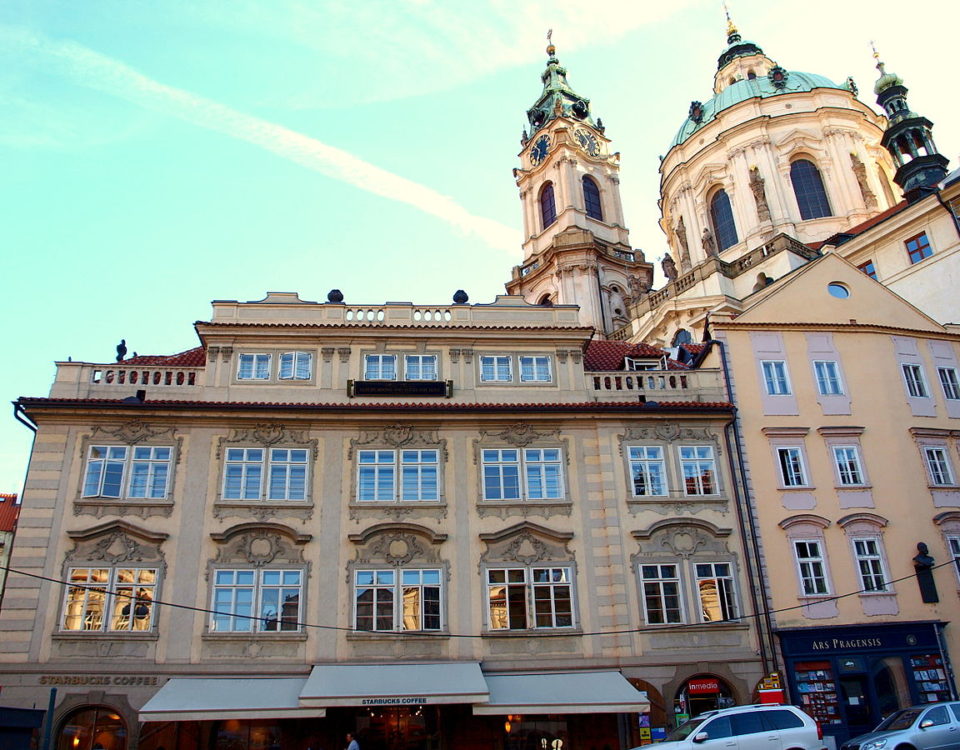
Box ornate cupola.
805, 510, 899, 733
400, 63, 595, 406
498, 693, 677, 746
874, 46, 949, 202
506, 36, 653, 336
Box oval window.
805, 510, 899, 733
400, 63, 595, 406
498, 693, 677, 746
827, 282, 850, 299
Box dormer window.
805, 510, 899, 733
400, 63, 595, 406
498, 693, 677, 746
625, 358, 661, 371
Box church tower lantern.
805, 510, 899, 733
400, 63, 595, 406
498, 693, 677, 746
506, 35, 653, 335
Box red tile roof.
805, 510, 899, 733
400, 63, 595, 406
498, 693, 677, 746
18, 397, 733, 413
810, 201, 909, 250
198, 321, 594, 331
0, 494, 20, 533
584, 340, 686, 371
120, 347, 206, 367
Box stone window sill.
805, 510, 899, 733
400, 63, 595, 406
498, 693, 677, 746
202, 632, 308, 642
53, 631, 159, 641
482, 628, 582, 638
346, 631, 449, 641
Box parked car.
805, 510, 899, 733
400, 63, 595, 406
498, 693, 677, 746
842, 702, 960, 750
631, 703, 825, 750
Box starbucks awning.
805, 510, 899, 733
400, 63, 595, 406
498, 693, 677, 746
300, 662, 488, 708
472, 670, 649, 715
139, 678, 325, 722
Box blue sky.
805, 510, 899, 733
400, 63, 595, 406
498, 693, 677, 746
1, 0, 956, 491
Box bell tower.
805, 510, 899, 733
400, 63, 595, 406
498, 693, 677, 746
505, 37, 653, 336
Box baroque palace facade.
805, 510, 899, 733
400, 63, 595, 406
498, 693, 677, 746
2, 15, 960, 750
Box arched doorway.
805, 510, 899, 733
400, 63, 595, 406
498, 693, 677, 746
676, 675, 735, 721
57, 706, 127, 750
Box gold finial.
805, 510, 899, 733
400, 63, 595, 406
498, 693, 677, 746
723, 0, 738, 36
546, 28, 555, 57
870, 40, 885, 74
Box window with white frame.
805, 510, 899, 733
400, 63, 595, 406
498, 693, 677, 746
628, 446, 667, 497
481, 448, 563, 501
404, 355, 438, 381
480, 355, 513, 382
62, 567, 158, 632
639, 564, 683, 624
832, 446, 865, 486
924, 447, 956, 486
679, 445, 717, 495
938, 367, 960, 401
793, 540, 829, 596
357, 449, 439, 502
852, 538, 889, 592
364, 354, 397, 380
902, 363, 929, 398
519, 355, 552, 382
238, 353, 271, 380
211, 569, 302, 632
486, 566, 574, 630
813, 360, 844, 396
777, 447, 808, 487
279, 351, 312, 380
761, 360, 791, 395
625, 358, 661, 371
695, 562, 738, 622
354, 568, 442, 632
82, 445, 172, 499
223, 448, 309, 501
947, 536, 960, 581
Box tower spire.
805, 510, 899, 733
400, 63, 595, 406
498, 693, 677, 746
525, 32, 596, 135
723, 1, 740, 44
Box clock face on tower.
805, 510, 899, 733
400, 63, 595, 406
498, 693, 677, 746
530, 135, 550, 166
575, 128, 600, 157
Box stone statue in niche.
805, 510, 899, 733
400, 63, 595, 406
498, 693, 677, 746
850, 153, 878, 209
626, 274, 651, 305
661, 253, 678, 282
913, 542, 939, 603
675, 217, 691, 271
701, 227, 718, 257
749, 166, 771, 222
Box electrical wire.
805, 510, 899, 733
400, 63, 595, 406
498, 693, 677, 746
2, 559, 953, 640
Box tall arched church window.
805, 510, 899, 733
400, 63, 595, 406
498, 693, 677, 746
582, 175, 603, 220
877, 166, 897, 207
540, 183, 557, 230
790, 160, 832, 219
709, 189, 738, 251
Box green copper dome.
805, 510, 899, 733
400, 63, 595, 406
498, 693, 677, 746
669, 70, 849, 149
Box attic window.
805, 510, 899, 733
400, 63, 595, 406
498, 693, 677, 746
625, 358, 661, 371
827, 282, 850, 299
747, 70, 757, 80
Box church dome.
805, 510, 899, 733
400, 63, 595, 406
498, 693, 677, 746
670, 70, 848, 148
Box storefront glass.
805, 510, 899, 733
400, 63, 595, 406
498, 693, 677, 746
57, 706, 127, 750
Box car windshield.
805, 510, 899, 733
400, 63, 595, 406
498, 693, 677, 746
876, 708, 922, 731
663, 717, 709, 742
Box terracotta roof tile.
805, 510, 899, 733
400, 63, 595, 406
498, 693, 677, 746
816, 201, 910, 249
198, 321, 593, 332
120, 347, 206, 367
0, 494, 20, 533
584, 340, 687, 371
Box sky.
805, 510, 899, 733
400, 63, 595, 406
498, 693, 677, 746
1, 0, 957, 492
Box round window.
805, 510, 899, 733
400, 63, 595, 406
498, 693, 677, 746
827, 282, 850, 299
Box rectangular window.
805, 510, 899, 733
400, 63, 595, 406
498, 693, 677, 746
625, 358, 660, 371
82, 445, 172, 499
519, 356, 552, 382
354, 568, 442, 632
404, 355, 438, 381
487, 567, 574, 630
211, 569, 302, 632
481, 448, 564, 501
947, 536, 960, 581
223, 448, 264, 500
480, 355, 513, 382
62, 567, 157, 632
813, 360, 844, 396
224, 448, 308, 501
639, 564, 683, 624
794, 540, 829, 596
938, 367, 960, 400
364, 354, 397, 380
279, 352, 312, 380
679, 446, 717, 495
902, 363, 929, 398
833, 446, 864, 486
357, 450, 439, 502
695, 562, 738, 622
267, 449, 309, 500
853, 538, 888, 592
858, 260, 878, 280
905, 232, 933, 264
628, 446, 667, 496
777, 447, 808, 487
924, 447, 955, 486
238, 353, 271, 380
761, 360, 791, 395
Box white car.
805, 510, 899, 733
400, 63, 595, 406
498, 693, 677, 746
635, 703, 825, 750
841, 702, 960, 750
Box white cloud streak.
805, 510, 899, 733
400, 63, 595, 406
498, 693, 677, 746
1, 24, 519, 253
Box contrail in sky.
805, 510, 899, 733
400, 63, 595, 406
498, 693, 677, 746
1, 25, 519, 253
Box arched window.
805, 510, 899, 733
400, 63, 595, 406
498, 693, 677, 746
709, 189, 739, 251
57, 706, 127, 750
790, 160, 832, 219
877, 166, 897, 207
538, 294, 554, 307
540, 183, 557, 230
582, 175, 603, 220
